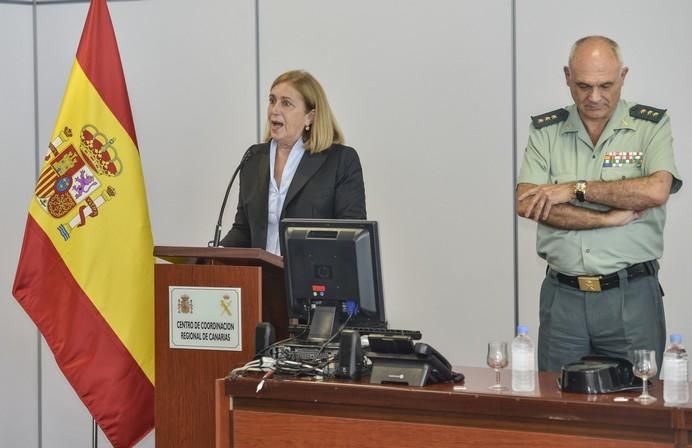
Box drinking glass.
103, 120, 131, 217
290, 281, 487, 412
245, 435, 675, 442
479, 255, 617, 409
487, 341, 509, 390
632, 349, 657, 404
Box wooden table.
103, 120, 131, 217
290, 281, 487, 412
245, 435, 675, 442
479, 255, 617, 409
215, 367, 692, 447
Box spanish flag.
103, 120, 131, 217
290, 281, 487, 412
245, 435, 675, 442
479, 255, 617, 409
12, 1, 154, 447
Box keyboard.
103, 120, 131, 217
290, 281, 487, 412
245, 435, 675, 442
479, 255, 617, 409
289, 324, 422, 340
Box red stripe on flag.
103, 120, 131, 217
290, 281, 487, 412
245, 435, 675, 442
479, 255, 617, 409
38, 167, 53, 183
35, 172, 56, 197
13, 216, 153, 448
75, 0, 138, 148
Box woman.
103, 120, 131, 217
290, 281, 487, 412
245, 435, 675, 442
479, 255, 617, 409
220, 70, 366, 254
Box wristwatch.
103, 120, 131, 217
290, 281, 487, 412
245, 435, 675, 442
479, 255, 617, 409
575, 180, 587, 202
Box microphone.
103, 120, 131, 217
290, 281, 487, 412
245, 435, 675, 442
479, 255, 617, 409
210, 147, 255, 247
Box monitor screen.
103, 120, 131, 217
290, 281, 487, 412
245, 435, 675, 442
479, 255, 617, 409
280, 219, 386, 333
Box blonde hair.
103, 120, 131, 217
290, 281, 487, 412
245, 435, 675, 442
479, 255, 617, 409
263, 70, 344, 153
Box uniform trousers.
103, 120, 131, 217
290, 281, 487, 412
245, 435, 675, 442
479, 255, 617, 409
537, 261, 666, 373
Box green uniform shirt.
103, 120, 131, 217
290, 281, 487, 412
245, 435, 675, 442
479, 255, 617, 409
518, 99, 682, 275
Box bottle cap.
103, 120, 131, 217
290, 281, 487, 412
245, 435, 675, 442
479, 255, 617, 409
517, 325, 528, 335
670, 334, 682, 344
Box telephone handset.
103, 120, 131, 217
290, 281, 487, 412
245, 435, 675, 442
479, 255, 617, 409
414, 342, 464, 384
366, 336, 464, 386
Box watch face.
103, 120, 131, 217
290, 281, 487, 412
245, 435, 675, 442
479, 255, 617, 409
575, 181, 586, 201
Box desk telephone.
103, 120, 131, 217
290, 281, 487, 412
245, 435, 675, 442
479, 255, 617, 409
367, 335, 464, 386
415, 342, 465, 384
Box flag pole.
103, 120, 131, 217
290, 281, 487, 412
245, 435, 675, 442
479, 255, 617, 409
92, 418, 98, 448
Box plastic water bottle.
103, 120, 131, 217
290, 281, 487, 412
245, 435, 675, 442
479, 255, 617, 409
662, 334, 689, 404
511, 325, 536, 392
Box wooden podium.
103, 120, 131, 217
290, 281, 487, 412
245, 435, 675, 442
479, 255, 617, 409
154, 246, 288, 448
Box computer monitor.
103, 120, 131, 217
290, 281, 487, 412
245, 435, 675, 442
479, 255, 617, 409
280, 219, 386, 340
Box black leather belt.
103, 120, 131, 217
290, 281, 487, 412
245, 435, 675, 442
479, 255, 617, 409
555, 261, 655, 292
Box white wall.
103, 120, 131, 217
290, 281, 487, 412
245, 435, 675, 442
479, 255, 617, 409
118, 0, 258, 247
2, 0, 690, 447
0, 5, 40, 447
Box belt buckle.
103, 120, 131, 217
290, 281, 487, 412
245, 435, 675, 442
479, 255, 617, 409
578, 276, 602, 292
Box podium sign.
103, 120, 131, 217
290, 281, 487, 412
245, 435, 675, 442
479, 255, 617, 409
169, 286, 242, 351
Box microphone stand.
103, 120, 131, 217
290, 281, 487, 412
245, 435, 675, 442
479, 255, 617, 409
210, 148, 253, 247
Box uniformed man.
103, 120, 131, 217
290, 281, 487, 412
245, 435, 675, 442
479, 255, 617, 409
516, 35, 682, 372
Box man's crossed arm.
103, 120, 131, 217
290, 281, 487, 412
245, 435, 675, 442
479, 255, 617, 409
516, 171, 672, 230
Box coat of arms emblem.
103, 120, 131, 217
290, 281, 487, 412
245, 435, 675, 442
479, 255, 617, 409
178, 295, 193, 314
36, 124, 122, 240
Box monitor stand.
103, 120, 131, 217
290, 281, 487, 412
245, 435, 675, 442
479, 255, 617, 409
306, 304, 339, 342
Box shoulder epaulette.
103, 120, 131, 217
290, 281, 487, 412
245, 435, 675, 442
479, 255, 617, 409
531, 108, 569, 129
629, 104, 666, 123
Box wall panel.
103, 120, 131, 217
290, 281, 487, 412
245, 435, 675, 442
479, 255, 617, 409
0, 4, 40, 447
33, 4, 93, 447
259, 0, 515, 367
